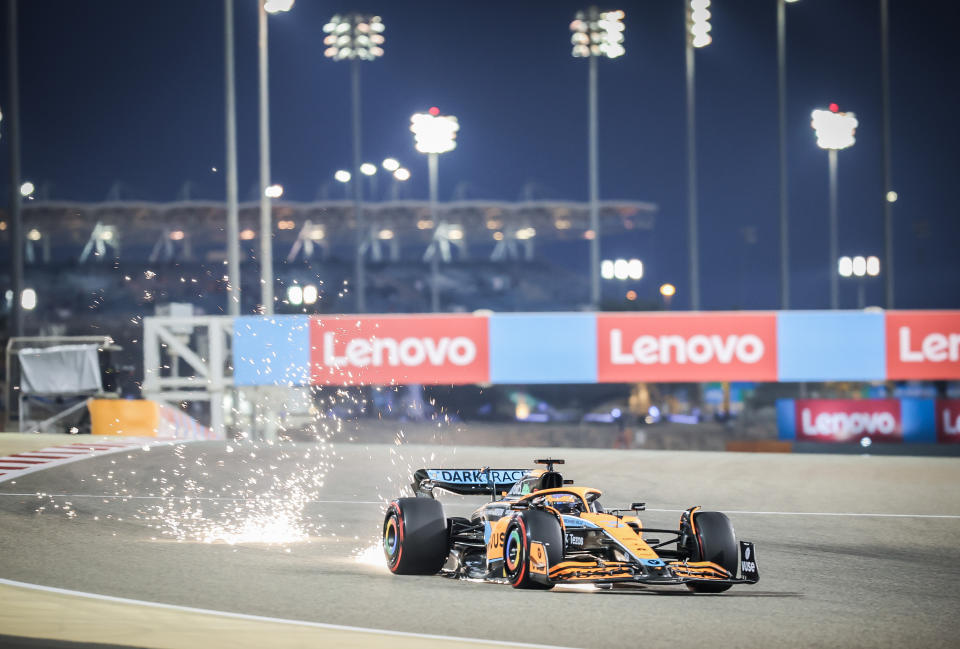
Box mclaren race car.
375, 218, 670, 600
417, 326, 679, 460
383, 459, 759, 591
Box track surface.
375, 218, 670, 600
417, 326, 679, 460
1, 441, 959, 649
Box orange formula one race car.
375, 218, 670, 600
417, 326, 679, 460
383, 459, 759, 592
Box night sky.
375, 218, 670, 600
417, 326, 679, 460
1, 0, 958, 310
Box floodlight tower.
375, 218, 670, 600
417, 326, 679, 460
570, 7, 625, 311
811, 104, 858, 309
323, 13, 385, 313
838, 255, 880, 308
777, 0, 800, 309
410, 109, 459, 312
257, 0, 294, 315
685, 0, 711, 310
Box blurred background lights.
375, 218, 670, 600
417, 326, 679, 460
21, 288, 37, 311
838, 256, 854, 277
811, 107, 859, 150
393, 167, 410, 181
286, 285, 303, 305
263, 0, 294, 14
886, 190, 898, 203
852, 255, 867, 277
26, 228, 42, 241
689, 0, 712, 48
381, 158, 399, 172
264, 184, 284, 198
378, 228, 394, 240
410, 112, 459, 154
302, 284, 318, 305
323, 14, 385, 61
19, 181, 35, 197
602, 258, 643, 280
334, 169, 351, 183
866, 255, 881, 276
660, 283, 676, 298
570, 8, 625, 58
360, 163, 377, 176
240, 229, 256, 240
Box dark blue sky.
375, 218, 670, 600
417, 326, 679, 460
1, 0, 958, 310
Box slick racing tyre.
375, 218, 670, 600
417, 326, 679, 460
684, 511, 738, 593
383, 498, 448, 575
503, 510, 562, 590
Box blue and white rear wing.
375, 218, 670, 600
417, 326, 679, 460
412, 468, 529, 497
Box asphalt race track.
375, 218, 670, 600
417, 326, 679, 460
1, 440, 959, 649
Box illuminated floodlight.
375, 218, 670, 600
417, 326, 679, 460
410, 111, 459, 154
334, 169, 351, 183
20, 181, 35, 197
323, 14, 385, 61
570, 8, 625, 58
416, 219, 434, 230
393, 167, 410, 181
601, 259, 615, 280
378, 228, 394, 240
264, 0, 294, 14
811, 106, 858, 150
382, 158, 400, 172
838, 256, 853, 277
660, 283, 676, 298
27, 228, 42, 241
613, 258, 629, 280
689, 0, 712, 48
265, 184, 284, 198
21, 288, 37, 311
447, 226, 464, 241
287, 285, 303, 305
627, 258, 643, 280
886, 190, 898, 203
303, 284, 318, 305
515, 227, 536, 240
240, 229, 256, 240
360, 163, 377, 176
309, 226, 325, 241
852, 255, 868, 277
866, 256, 880, 277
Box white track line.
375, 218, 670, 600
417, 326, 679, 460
0, 577, 582, 649
0, 492, 956, 519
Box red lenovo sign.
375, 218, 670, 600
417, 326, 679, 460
310, 316, 489, 385
795, 399, 902, 443
886, 311, 960, 380
596, 313, 778, 382
936, 400, 960, 443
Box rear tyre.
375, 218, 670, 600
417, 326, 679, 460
684, 511, 738, 593
504, 510, 562, 590
383, 498, 448, 575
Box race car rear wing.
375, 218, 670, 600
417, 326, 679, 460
411, 468, 529, 497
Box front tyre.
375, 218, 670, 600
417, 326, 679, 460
684, 510, 738, 593
383, 498, 448, 575
504, 510, 562, 590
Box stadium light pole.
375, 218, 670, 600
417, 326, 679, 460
225, 0, 241, 316
777, 0, 800, 310
323, 13, 386, 314
685, 0, 711, 311
570, 8, 625, 311
257, 0, 294, 315
880, 0, 895, 308
6, 0, 24, 338
811, 104, 858, 310
411, 109, 459, 312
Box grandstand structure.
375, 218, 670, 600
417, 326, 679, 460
1, 198, 657, 317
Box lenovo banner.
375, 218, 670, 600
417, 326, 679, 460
936, 400, 960, 443
886, 311, 960, 380
309, 315, 489, 385
596, 313, 778, 382
794, 399, 903, 443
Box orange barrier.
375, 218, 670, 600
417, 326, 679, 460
88, 399, 218, 439
725, 440, 794, 453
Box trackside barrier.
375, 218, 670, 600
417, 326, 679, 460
88, 399, 220, 440
232, 310, 960, 386
776, 398, 960, 443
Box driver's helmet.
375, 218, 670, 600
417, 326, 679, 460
543, 493, 583, 515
